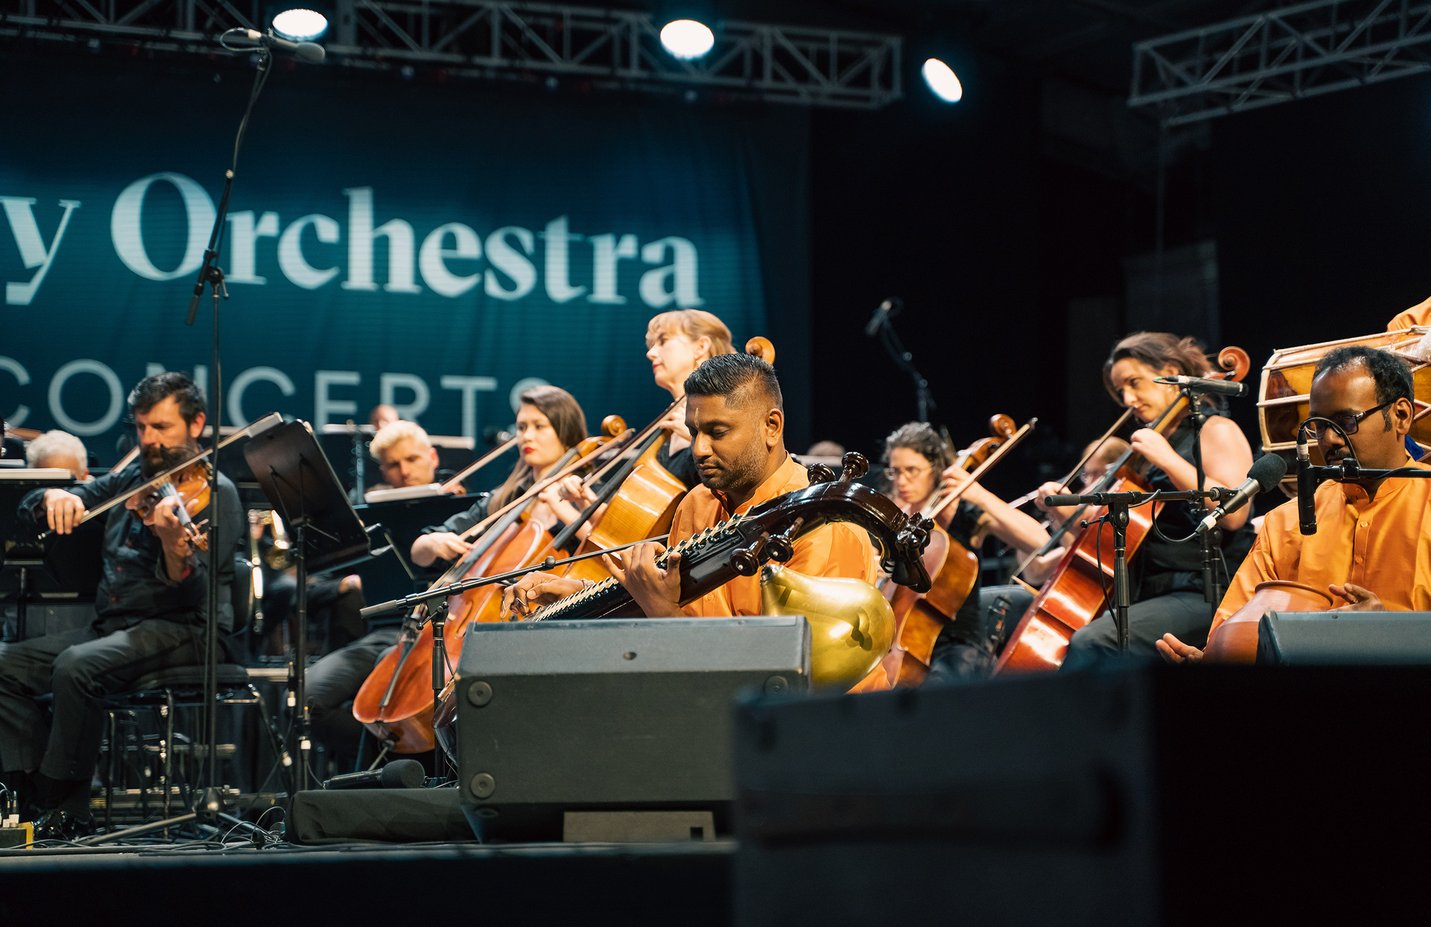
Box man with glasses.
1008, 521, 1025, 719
1158, 345, 1429, 663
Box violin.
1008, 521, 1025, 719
125, 460, 214, 552
36, 413, 281, 541
852, 414, 1036, 691
995, 346, 1251, 674
2, 419, 43, 446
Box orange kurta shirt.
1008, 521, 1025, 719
1209, 460, 1431, 637
668, 454, 878, 617
1386, 294, 1431, 330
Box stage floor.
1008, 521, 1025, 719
0, 837, 735, 925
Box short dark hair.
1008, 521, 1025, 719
1314, 346, 1414, 406
683, 352, 783, 411
128, 372, 205, 424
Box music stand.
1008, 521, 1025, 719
352, 493, 474, 605
244, 421, 374, 791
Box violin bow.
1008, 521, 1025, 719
41, 412, 283, 536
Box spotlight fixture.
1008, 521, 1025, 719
272, 7, 330, 42
660, 18, 716, 60
921, 57, 963, 103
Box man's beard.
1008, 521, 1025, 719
140, 441, 197, 477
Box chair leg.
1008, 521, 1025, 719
105, 708, 117, 832
162, 689, 176, 819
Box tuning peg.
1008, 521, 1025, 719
840, 452, 869, 481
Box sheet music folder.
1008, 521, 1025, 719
243, 421, 373, 575
352, 492, 474, 606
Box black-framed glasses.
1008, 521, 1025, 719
883, 465, 932, 482
1299, 399, 1396, 438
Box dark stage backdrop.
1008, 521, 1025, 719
1210, 73, 1431, 447
0, 48, 810, 460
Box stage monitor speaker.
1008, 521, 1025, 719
1257, 610, 1431, 665
732, 663, 1431, 926
455, 615, 809, 843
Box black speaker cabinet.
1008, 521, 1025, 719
733, 663, 1431, 926
1258, 610, 1431, 664
455, 616, 809, 842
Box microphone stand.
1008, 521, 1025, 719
182, 45, 277, 818
1304, 462, 1431, 483
1175, 386, 1223, 609
1047, 487, 1226, 653
1200, 524, 1224, 608
874, 314, 936, 422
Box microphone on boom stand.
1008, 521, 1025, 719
863, 297, 902, 337
1296, 427, 1319, 535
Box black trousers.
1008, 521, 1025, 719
0, 616, 206, 780
1060, 590, 1213, 672
305, 627, 400, 773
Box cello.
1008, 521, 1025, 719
995, 345, 1251, 673
852, 414, 1037, 691
352, 419, 628, 752
355, 336, 777, 751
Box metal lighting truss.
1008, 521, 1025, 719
0, 0, 903, 108
1130, 0, 1431, 126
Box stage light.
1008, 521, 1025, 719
272, 7, 330, 42
921, 57, 963, 103
660, 19, 715, 60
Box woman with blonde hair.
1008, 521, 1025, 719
643, 309, 736, 487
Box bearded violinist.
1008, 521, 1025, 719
0, 373, 243, 839
504, 352, 878, 619
1035, 333, 1256, 669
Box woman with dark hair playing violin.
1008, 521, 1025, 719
1033, 332, 1256, 670
882, 422, 1051, 682
0, 372, 244, 839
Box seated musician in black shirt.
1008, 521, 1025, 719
0, 373, 243, 839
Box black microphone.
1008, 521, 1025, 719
863, 297, 901, 337
228, 28, 326, 63
1196, 454, 1287, 534
322, 758, 424, 791
1153, 375, 1246, 398
1044, 490, 1149, 507
1297, 427, 1318, 535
